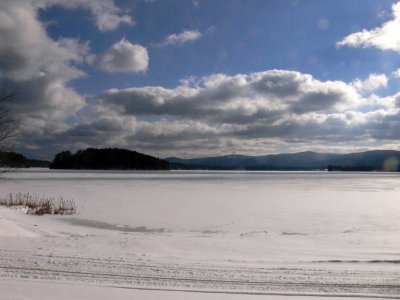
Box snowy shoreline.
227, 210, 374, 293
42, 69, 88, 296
1, 206, 399, 299
2, 170, 400, 299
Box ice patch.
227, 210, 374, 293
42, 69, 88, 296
281, 232, 309, 236
201, 230, 221, 234
61, 218, 164, 233
240, 231, 268, 237
314, 259, 400, 264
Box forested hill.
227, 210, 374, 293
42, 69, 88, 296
0, 151, 51, 168
50, 148, 170, 170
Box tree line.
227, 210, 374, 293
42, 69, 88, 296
50, 148, 170, 170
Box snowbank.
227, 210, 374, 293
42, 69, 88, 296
0, 206, 399, 299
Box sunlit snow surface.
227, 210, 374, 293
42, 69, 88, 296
1, 170, 400, 298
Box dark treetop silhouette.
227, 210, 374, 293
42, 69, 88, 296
50, 148, 170, 170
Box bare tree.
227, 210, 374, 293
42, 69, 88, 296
0, 91, 19, 170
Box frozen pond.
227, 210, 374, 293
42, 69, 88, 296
2, 169, 400, 297
2, 169, 400, 236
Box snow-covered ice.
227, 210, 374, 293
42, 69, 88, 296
0, 169, 399, 299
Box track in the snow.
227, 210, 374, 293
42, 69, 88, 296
0, 250, 399, 298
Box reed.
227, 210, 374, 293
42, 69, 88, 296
0, 192, 76, 215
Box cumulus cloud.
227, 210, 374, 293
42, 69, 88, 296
100, 70, 360, 122
337, 2, 400, 52
0, 0, 86, 132
0, 1, 121, 158
0, 0, 142, 158
33, 0, 134, 32
0, 1, 89, 82
9, 67, 400, 159
393, 69, 400, 78
58, 69, 399, 158
160, 30, 202, 46
98, 39, 149, 73
352, 74, 388, 93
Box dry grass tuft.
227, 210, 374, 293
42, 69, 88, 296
0, 192, 76, 215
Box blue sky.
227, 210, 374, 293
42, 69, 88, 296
2, 0, 400, 159
41, 0, 400, 90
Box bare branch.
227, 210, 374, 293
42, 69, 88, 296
0, 90, 20, 171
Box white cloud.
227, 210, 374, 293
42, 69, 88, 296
160, 30, 202, 46
10, 66, 400, 159
0, 0, 143, 159
100, 70, 360, 122
393, 69, 400, 78
0, 0, 86, 128
98, 39, 149, 73
66, 70, 400, 158
33, 0, 134, 31
0, 1, 89, 82
352, 73, 388, 93
337, 2, 400, 52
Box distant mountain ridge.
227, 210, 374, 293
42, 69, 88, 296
167, 150, 400, 171
3, 149, 400, 171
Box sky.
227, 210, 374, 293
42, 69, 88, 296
2, 0, 400, 159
